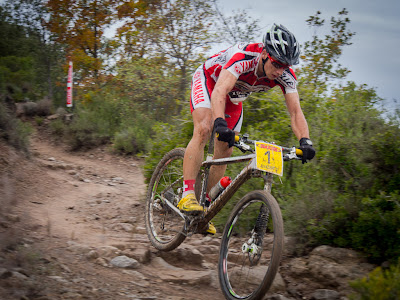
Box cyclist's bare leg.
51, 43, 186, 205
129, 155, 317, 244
183, 107, 213, 182
207, 138, 233, 192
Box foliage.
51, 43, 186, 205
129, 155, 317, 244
0, 98, 32, 153
277, 81, 400, 262
62, 92, 123, 150
112, 107, 154, 155
46, 0, 117, 84
143, 110, 194, 183
211, 0, 262, 44
1, 0, 65, 105
298, 8, 355, 106
349, 259, 400, 300
139, 0, 216, 102
115, 57, 182, 122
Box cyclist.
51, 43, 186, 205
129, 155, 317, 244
178, 24, 316, 234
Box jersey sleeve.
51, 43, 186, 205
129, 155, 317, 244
276, 68, 298, 94
223, 53, 257, 78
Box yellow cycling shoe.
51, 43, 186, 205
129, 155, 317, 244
177, 194, 204, 215
204, 222, 216, 235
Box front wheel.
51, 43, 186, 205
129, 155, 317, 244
218, 190, 284, 300
145, 148, 187, 251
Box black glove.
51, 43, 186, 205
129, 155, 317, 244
299, 138, 316, 164
214, 117, 235, 148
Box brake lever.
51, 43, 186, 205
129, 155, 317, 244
234, 143, 247, 153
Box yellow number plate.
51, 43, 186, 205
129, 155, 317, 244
255, 142, 283, 176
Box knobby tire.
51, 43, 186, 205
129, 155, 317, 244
218, 190, 284, 300
145, 148, 187, 251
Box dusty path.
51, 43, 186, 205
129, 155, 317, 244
0, 130, 225, 300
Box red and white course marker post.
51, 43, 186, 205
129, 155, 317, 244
66, 60, 73, 108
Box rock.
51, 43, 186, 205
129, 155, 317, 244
47, 275, 69, 284
151, 257, 212, 285
311, 289, 341, 300
111, 223, 135, 232
67, 241, 92, 254
159, 246, 204, 267
86, 250, 100, 260
95, 257, 109, 267
4, 213, 20, 223
122, 270, 150, 287
308, 246, 375, 285
11, 271, 28, 280
266, 294, 295, 300
0, 268, 12, 279
284, 236, 302, 257
152, 257, 181, 271
269, 272, 286, 293
282, 245, 376, 297
96, 246, 121, 258
311, 245, 366, 264
110, 255, 139, 269
122, 248, 152, 264
286, 257, 309, 278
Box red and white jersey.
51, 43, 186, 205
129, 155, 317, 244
204, 42, 297, 104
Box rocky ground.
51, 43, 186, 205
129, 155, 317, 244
0, 126, 375, 300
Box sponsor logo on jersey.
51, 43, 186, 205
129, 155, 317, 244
234, 80, 272, 93
277, 70, 296, 90
214, 52, 228, 65
233, 59, 257, 75
229, 90, 251, 99
192, 71, 205, 105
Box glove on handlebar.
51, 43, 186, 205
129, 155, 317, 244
299, 138, 316, 164
214, 118, 235, 148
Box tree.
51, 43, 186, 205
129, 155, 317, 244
0, 0, 65, 103
46, 0, 118, 86
146, 0, 216, 103
299, 9, 355, 92
211, 0, 262, 44
114, 0, 163, 59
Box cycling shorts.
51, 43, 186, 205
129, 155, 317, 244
190, 65, 243, 132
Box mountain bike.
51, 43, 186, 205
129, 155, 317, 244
145, 130, 303, 300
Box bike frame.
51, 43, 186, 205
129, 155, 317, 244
158, 130, 299, 234
193, 129, 276, 232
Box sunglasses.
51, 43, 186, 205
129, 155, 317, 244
267, 52, 290, 69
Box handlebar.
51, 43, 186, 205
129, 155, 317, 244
233, 134, 303, 161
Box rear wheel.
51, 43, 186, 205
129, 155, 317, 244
145, 148, 186, 251
218, 190, 284, 300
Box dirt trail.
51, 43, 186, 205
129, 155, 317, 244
0, 130, 224, 300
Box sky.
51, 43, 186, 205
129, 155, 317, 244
215, 0, 400, 111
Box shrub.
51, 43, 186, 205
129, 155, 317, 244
113, 126, 149, 155
62, 93, 122, 150
35, 97, 52, 116
349, 259, 400, 300
49, 118, 66, 137
0, 99, 32, 153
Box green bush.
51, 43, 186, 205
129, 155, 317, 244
62, 93, 122, 150
113, 126, 149, 155
49, 118, 66, 137
0, 99, 32, 152
349, 259, 400, 300
273, 83, 400, 261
